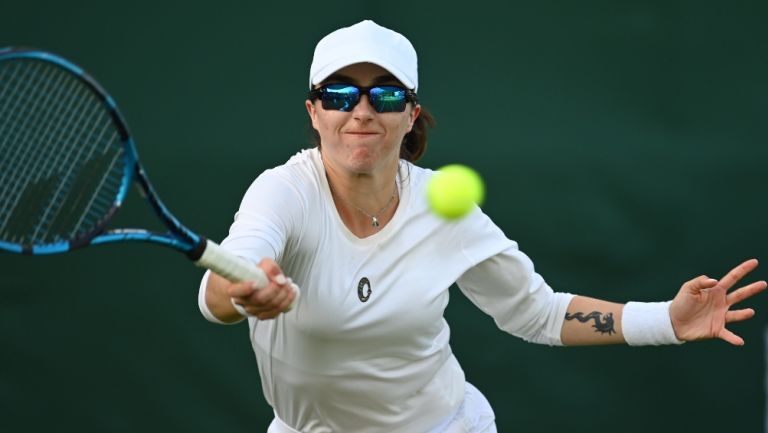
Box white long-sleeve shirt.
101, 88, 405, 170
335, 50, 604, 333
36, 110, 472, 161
198, 148, 573, 433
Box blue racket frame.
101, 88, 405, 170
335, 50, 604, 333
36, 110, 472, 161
0, 48, 203, 257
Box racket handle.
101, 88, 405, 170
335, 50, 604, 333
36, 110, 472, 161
194, 239, 299, 311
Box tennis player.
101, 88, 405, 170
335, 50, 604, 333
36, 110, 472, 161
197, 20, 765, 433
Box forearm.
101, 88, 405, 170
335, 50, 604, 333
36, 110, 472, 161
561, 295, 685, 346
560, 296, 625, 345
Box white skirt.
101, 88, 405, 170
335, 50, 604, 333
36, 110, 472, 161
266, 381, 497, 433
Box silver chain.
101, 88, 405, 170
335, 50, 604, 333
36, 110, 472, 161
332, 181, 399, 228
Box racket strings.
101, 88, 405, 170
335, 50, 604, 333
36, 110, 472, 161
0, 67, 91, 199
0, 58, 125, 246
0, 61, 64, 173
29, 93, 120, 240
0, 62, 79, 188
0, 63, 88, 232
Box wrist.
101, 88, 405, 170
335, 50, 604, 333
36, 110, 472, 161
622, 301, 685, 346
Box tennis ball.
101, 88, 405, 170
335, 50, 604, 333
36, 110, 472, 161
427, 164, 485, 219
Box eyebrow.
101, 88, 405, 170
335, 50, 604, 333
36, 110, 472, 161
322, 73, 401, 86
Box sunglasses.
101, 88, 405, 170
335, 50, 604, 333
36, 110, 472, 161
308, 83, 418, 113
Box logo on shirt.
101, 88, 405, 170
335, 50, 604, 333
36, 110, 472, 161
357, 277, 372, 302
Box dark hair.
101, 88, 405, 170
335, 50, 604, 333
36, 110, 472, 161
400, 107, 434, 162
308, 106, 435, 163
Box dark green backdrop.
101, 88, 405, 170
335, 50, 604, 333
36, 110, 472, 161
2, 1, 766, 432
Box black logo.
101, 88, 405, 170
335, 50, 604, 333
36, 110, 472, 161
357, 277, 372, 302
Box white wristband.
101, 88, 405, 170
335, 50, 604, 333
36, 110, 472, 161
622, 301, 685, 346
230, 298, 252, 318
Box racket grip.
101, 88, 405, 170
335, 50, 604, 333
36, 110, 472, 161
194, 239, 300, 311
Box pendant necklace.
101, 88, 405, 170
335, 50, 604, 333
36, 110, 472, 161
333, 181, 399, 228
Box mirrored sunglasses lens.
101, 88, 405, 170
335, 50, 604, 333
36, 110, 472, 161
322, 85, 359, 111
370, 86, 407, 112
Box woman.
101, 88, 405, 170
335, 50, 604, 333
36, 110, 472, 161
198, 20, 765, 433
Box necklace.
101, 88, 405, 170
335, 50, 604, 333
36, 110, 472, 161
332, 181, 399, 228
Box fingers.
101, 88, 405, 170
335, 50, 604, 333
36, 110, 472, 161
726, 280, 767, 306
227, 280, 257, 298
725, 308, 755, 323
718, 328, 745, 346
717, 258, 759, 291
684, 275, 719, 294
228, 258, 297, 320
254, 287, 296, 319
230, 282, 296, 319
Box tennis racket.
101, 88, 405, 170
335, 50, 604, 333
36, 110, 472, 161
0, 48, 299, 309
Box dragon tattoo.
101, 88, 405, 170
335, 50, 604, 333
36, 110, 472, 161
564, 311, 616, 335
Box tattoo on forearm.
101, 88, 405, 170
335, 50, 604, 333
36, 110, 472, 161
564, 311, 616, 335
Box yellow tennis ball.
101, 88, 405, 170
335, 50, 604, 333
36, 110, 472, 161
427, 164, 485, 219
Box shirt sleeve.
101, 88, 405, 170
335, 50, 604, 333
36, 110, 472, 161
219, 169, 305, 263
197, 168, 305, 324
197, 270, 238, 324
455, 244, 574, 346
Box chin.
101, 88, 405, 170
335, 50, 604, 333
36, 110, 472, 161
335, 145, 399, 174
346, 150, 379, 169
345, 160, 377, 175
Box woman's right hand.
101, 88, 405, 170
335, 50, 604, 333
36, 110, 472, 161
206, 258, 298, 322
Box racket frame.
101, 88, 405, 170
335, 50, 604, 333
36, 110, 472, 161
0, 48, 203, 258
0, 47, 298, 307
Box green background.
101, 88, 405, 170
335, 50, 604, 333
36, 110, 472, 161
2, 1, 766, 432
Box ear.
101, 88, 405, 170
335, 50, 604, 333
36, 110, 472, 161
405, 104, 421, 133
305, 99, 319, 130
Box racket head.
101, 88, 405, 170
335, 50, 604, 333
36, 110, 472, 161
0, 48, 137, 254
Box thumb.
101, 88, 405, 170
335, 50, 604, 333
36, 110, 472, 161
259, 258, 288, 285
227, 280, 257, 298
685, 275, 719, 294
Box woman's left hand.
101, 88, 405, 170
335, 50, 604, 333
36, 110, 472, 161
669, 259, 766, 345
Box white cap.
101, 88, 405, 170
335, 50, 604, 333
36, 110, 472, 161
309, 20, 418, 91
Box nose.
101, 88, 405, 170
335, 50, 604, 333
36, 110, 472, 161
351, 94, 376, 120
